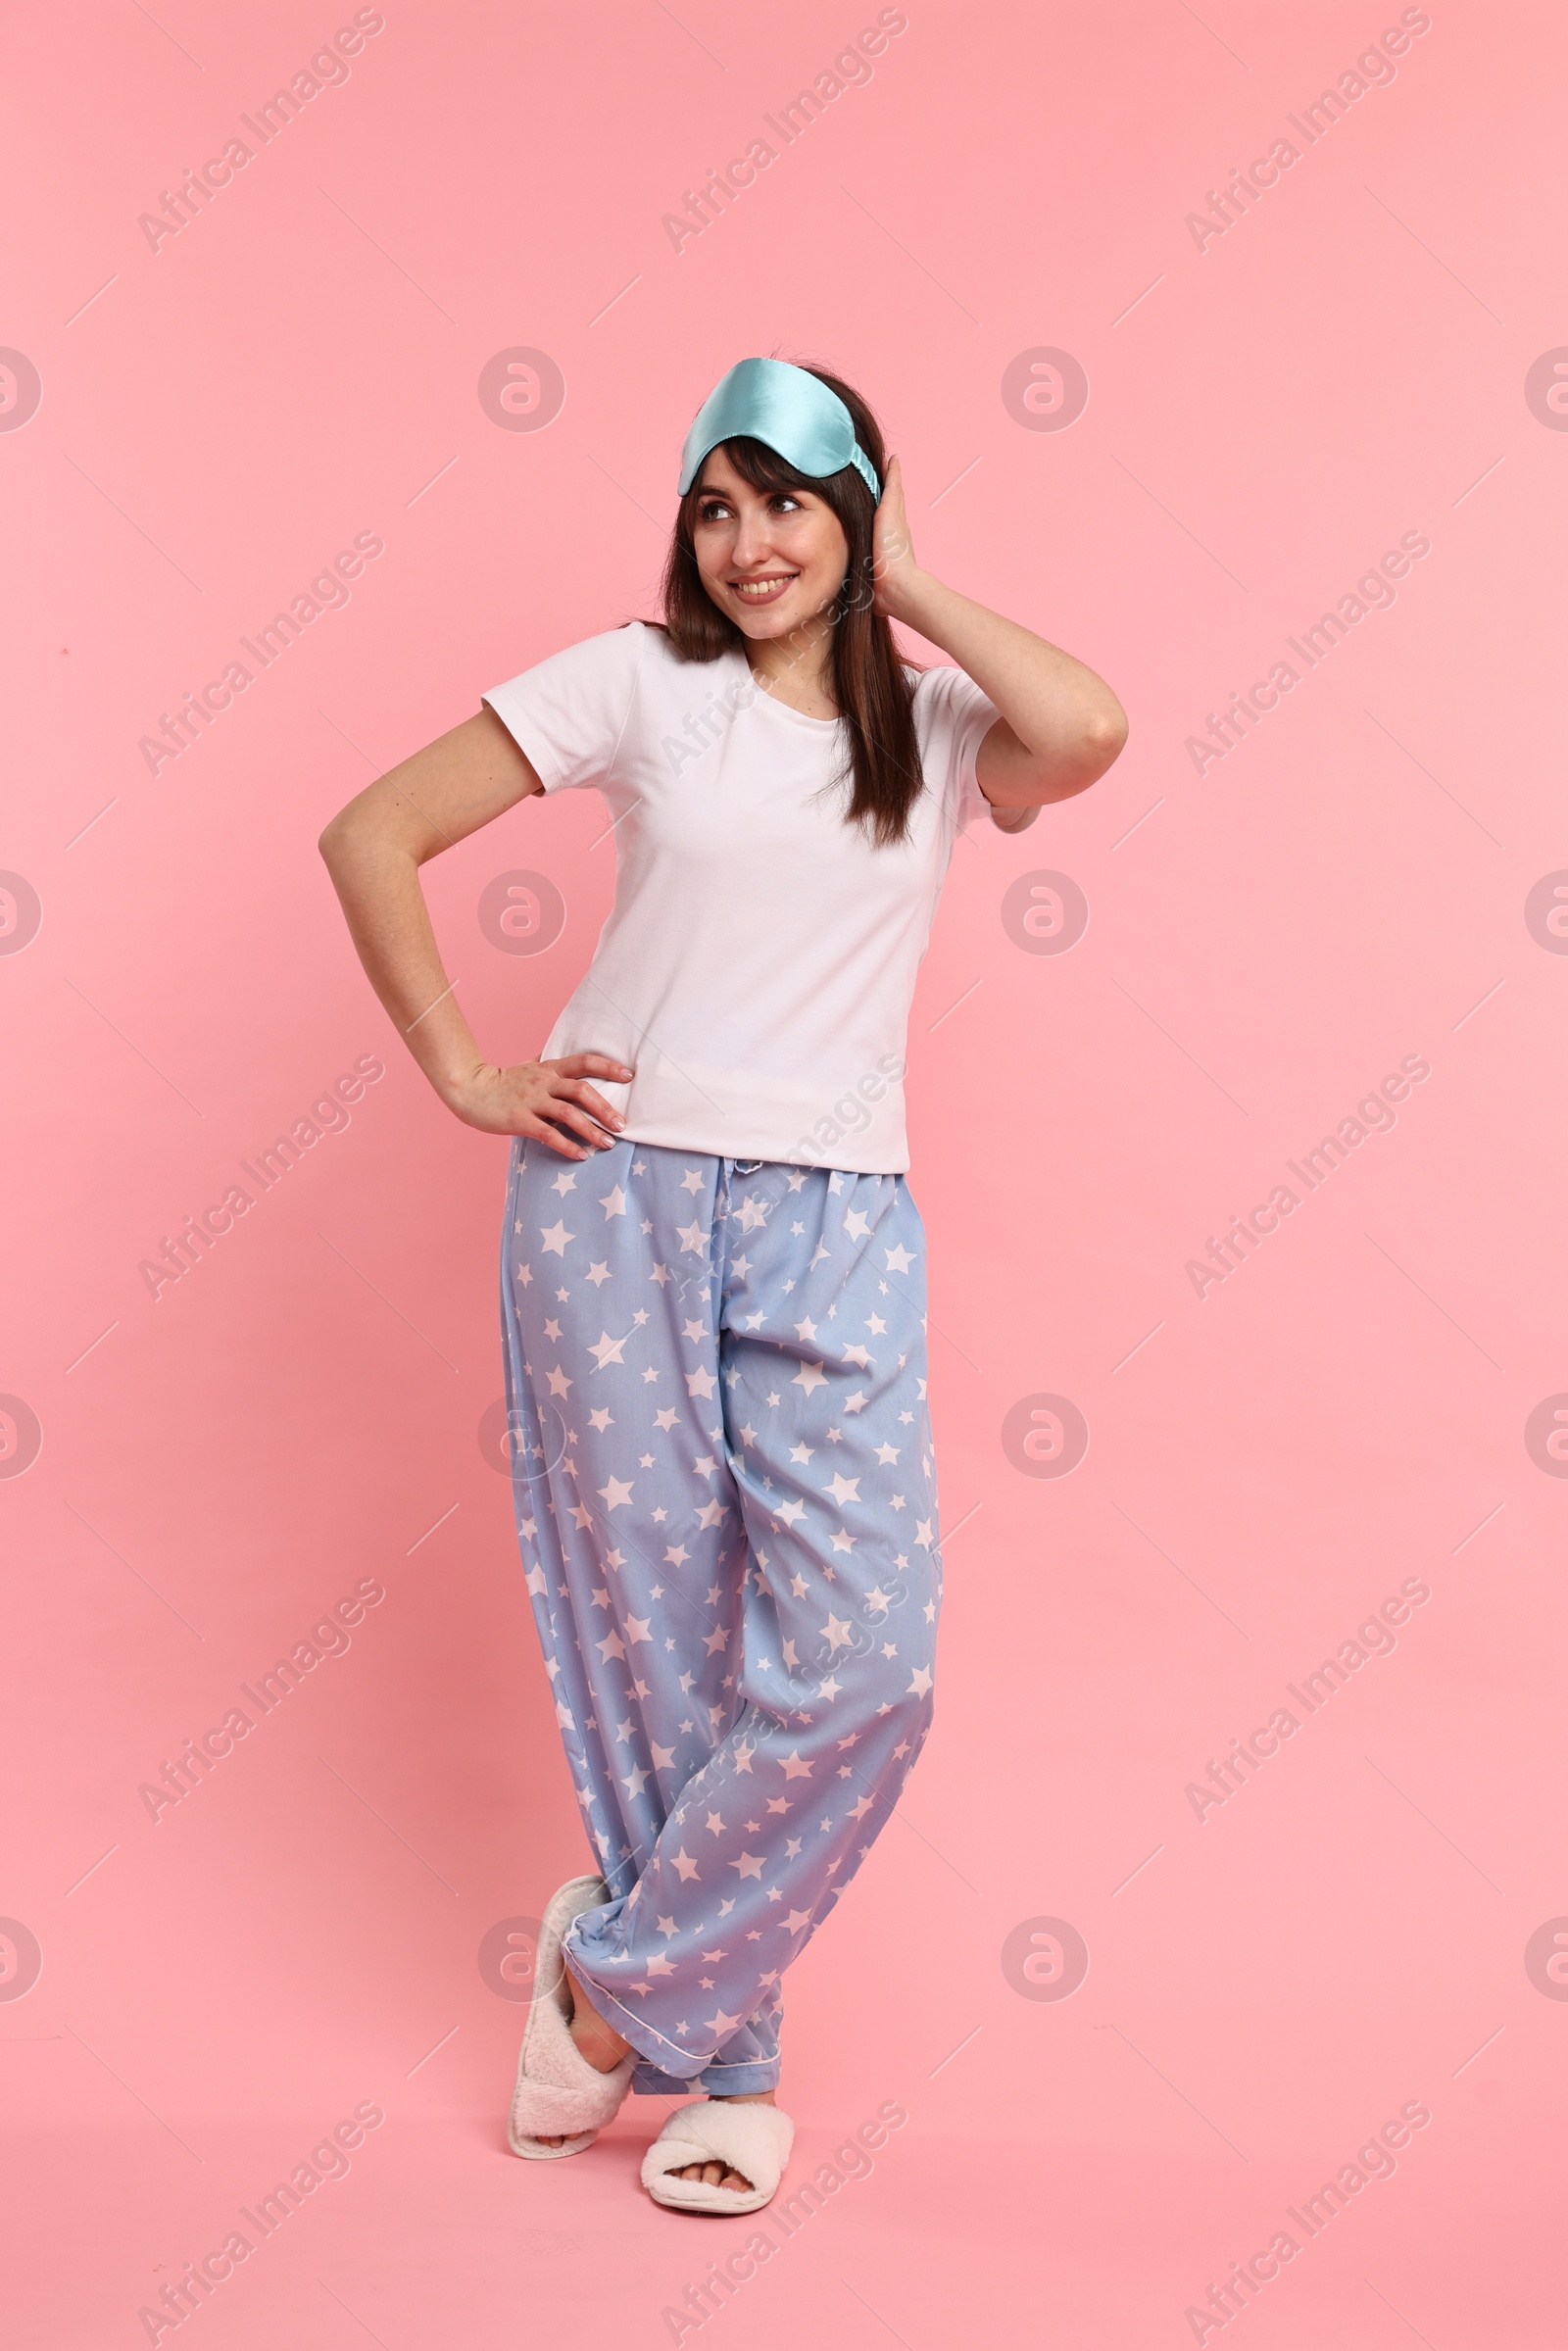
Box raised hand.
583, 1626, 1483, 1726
870, 454, 922, 623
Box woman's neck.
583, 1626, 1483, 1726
742, 612, 838, 717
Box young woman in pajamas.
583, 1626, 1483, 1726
320, 357, 1126, 2211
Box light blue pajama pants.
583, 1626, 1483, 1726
500, 1134, 942, 2095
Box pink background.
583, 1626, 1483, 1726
4, 1, 1565, 2342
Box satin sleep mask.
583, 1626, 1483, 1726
677, 357, 882, 506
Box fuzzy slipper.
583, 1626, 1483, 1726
641, 2099, 796, 2215
507, 1875, 637, 2160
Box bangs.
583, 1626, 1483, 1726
690, 434, 821, 503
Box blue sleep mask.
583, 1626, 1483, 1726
677, 357, 882, 506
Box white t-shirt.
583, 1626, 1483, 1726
482, 619, 1004, 1172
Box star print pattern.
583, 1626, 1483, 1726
499, 1133, 942, 2094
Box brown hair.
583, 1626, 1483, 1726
656, 363, 924, 849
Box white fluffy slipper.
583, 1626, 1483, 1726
508, 1875, 636, 2160
641, 2099, 796, 2215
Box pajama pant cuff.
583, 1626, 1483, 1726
562, 1929, 711, 2080
632, 2058, 781, 2096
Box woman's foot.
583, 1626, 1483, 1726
529, 1964, 635, 2150
529, 1964, 773, 2189
669, 2088, 776, 2193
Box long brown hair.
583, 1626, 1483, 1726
656, 363, 924, 849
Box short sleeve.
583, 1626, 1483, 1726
914, 664, 1003, 835
482, 621, 649, 796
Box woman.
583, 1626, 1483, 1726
319, 356, 1126, 2214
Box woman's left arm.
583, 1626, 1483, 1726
872, 455, 1129, 815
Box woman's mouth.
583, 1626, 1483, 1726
730, 573, 798, 605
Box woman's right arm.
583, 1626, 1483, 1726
318, 707, 632, 1158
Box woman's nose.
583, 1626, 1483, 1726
731, 513, 773, 566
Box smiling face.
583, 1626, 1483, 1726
689, 443, 851, 642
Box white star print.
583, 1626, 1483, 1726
504, 1142, 946, 2067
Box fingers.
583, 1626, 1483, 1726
552, 1074, 625, 1135
547, 1102, 615, 1154
517, 1119, 580, 1159
523, 1057, 633, 1158
519, 1111, 604, 1160
555, 1052, 634, 1082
